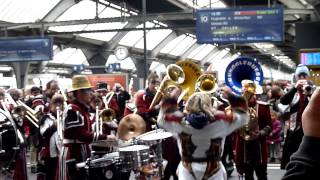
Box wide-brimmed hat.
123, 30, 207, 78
70, 75, 93, 92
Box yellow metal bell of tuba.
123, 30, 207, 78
175, 60, 202, 102
149, 64, 185, 109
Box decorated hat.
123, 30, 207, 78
70, 75, 93, 91
96, 82, 108, 91
295, 64, 310, 77
241, 79, 263, 95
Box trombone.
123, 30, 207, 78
96, 91, 116, 135
4, 94, 39, 128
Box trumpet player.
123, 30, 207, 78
38, 94, 64, 180
234, 80, 272, 180
95, 82, 120, 119
57, 75, 117, 180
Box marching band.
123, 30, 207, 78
0, 59, 315, 180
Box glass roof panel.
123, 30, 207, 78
169, 36, 196, 56
187, 44, 207, 59
0, 0, 60, 23
49, 2, 128, 41
80, 22, 128, 42
119, 22, 155, 47
135, 29, 172, 50
149, 61, 166, 75
160, 34, 186, 54
56, 0, 104, 21
106, 55, 136, 70
193, 44, 216, 60
196, 0, 227, 8
51, 48, 88, 65
208, 49, 230, 63
175, 0, 226, 9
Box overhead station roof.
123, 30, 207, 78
0, 0, 316, 81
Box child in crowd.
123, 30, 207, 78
267, 111, 282, 162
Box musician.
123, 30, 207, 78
57, 75, 117, 180
38, 94, 64, 180
95, 82, 120, 119
234, 80, 272, 180
280, 64, 313, 169
44, 80, 60, 104
135, 73, 160, 131
89, 93, 117, 135
157, 92, 249, 180
12, 106, 29, 180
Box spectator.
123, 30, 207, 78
267, 111, 282, 163
280, 64, 313, 169
282, 88, 320, 179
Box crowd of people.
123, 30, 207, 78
0, 62, 318, 180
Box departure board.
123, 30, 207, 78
196, 7, 284, 44
0, 37, 53, 62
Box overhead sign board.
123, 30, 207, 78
0, 37, 53, 62
196, 7, 284, 44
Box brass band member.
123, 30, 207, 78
157, 92, 248, 180
57, 75, 117, 180
235, 80, 272, 180
38, 94, 64, 180
135, 73, 161, 131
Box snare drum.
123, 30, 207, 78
119, 145, 150, 172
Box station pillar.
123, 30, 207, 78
11, 62, 30, 89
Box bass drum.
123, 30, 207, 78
0, 111, 19, 171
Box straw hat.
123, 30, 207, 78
70, 75, 93, 91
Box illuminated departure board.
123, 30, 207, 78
196, 7, 284, 44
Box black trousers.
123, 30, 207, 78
44, 157, 58, 180
281, 128, 303, 169
244, 163, 267, 180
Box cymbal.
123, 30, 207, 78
117, 114, 146, 141
137, 129, 172, 142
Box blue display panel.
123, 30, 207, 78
0, 37, 53, 62
300, 51, 320, 65
196, 7, 284, 44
